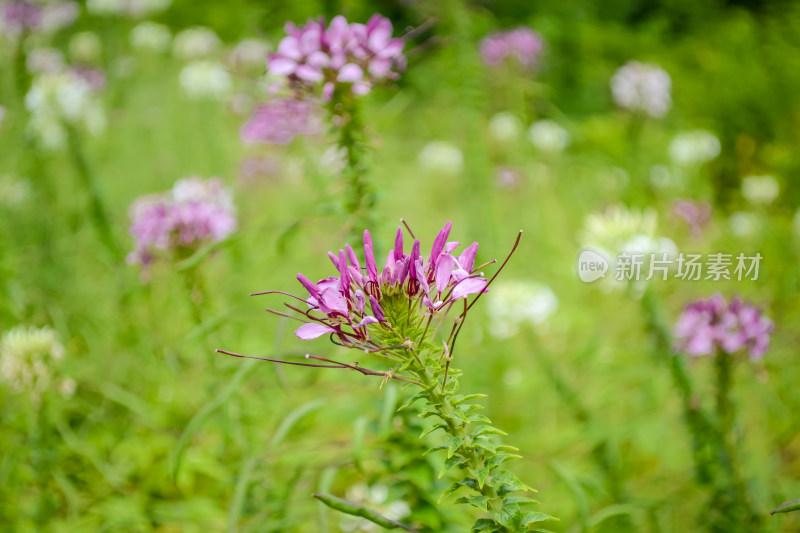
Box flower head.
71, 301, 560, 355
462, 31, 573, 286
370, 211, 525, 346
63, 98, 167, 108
178, 60, 232, 100
130, 21, 171, 53
480, 27, 543, 70
172, 27, 220, 60
674, 294, 773, 360
611, 61, 671, 118
241, 98, 321, 144
741, 175, 779, 205
0, 325, 66, 404
669, 130, 721, 166
487, 281, 558, 339
528, 120, 570, 152
25, 68, 106, 149
268, 14, 405, 98
287, 223, 488, 345
127, 177, 237, 267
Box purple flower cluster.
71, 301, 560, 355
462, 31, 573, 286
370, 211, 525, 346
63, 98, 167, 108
128, 177, 237, 267
480, 28, 544, 70
240, 98, 321, 145
674, 294, 773, 360
1, 0, 77, 35
268, 14, 405, 98
2, 1, 41, 31
286, 222, 488, 343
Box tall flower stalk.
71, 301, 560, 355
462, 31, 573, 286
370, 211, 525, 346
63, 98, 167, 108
219, 222, 556, 532
261, 14, 405, 235
643, 290, 771, 532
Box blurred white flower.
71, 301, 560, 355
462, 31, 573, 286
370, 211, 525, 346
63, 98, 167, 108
0, 105, 5, 127
69, 31, 102, 63
418, 141, 463, 176
173, 27, 221, 60
649, 164, 672, 188
25, 71, 106, 149
179, 61, 232, 100
130, 21, 171, 53
229, 39, 270, 71
728, 211, 759, 237
340, 483, 410, 533
26, 47, 65, 75
611, 61, 671, 118
320, 146, 347, 175
582, 204, 676, 259
528, 119, 570, 152
88, 0, 170, 17
741, 175, 779, 205
669, 130, 721, 166
39, 1, 79, 32
0, 325, 65, 405
488, 111, 523, 144
0, 175, 32, 207
487, 281, 558, 339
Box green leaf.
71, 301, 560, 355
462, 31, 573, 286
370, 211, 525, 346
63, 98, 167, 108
454, 494, 491, 510
313, 494, 419, 532
486, 452, 523, 468
439, 455, 467, 478
471, 518, 503, 532
469, 465, 491, 488
445, 436, 465, 458
493, 470, 537, 496
468, 414, 492, 424
451, 393, 488, 405
420, 423, 446, 438
490, 502, 524, 530
422, 444, 447, 456
440, 477, 479, 503
503, 496, 540, 506
522, 511, 558, 527
396, 391, 425, 412
772, 497, 800, 515
471, 425, 508, 437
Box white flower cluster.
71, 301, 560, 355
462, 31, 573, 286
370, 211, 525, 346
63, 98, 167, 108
741, 175, 779, 205
87, 0, 171, 17
25, 70, 106, 148
582, 204, 676, 259
418, 141, 464, 176
178, 60, 232, 100
488, 112, 571, 153
611, 61, 671, 118
130, 21, 171, 53
172, 27, 221, 60
0, 325, 74, 404
669, 130, 721, 166
487, 281, 558, 339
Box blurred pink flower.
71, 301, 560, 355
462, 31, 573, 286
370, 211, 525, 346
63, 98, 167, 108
240, 98, 321, 145
674, 294, 773, 360
128, 177, 237, 267
480, 28, 544, 70
267, 14, 405, 97
672, 199, 711, 237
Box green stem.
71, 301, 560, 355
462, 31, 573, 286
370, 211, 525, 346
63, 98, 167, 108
65, 124, 119, 259
330, 92, 374, 237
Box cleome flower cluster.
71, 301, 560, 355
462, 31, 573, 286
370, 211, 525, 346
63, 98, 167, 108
674, 293, 773, 360
267, 14, 405, 98
480, 27, 544, 70
287, 222, 489, 346
127, 177, 236, 267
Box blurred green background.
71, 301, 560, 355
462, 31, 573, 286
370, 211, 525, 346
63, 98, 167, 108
2, 0, 800, 531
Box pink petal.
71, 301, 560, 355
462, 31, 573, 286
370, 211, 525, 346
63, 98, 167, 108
295, 323, 335, 340
337, 63, 364, 82
452, 277, 488, 300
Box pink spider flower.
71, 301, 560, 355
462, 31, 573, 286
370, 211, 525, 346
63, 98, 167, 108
252, 222, 497, 351
128, 177, 237, 267
674, 294, 773, 361
480, 27, 544, 70
267, 14, 405, 98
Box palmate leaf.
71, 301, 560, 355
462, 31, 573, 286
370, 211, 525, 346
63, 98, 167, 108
313, 494, 419, 532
